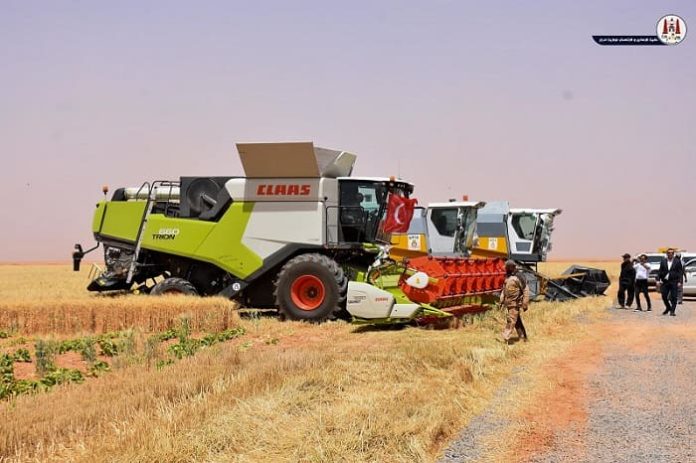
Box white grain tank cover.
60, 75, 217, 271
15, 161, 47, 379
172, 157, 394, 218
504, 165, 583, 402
236, 141, 356, 178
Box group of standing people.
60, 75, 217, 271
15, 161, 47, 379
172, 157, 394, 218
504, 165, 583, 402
498, 249, 687, 345
617, 248, 686, 316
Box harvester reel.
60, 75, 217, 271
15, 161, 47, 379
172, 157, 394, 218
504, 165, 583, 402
274, 254, 347, 322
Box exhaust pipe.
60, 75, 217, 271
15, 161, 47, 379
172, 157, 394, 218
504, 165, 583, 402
72, 244, 84, 271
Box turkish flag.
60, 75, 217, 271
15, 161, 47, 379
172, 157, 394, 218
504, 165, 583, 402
382, 194, 418, 233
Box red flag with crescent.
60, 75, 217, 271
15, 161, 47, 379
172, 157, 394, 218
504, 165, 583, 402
382, 194, 417, 233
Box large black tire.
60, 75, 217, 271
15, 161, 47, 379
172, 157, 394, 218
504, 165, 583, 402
274, 254, 348, 322
151, 277, 199, 296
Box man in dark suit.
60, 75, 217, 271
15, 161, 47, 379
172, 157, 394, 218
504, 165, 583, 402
658, 248, 683, 316
617, 253, 636, 309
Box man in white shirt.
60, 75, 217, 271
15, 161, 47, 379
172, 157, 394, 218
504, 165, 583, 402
633, 254, 651, 311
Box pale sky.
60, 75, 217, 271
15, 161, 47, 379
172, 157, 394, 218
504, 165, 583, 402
1, 0, 694, 261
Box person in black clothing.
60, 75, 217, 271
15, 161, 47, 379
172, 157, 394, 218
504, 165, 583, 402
657, 248, 684, 316
617, 253, 636, 309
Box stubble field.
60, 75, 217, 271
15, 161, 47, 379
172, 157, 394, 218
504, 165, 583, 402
0, 261, 616, 462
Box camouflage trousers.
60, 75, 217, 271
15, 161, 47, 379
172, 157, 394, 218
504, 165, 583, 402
502, 307, 527, 341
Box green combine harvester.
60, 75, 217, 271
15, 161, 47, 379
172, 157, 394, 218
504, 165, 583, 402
74, 142, 504, 324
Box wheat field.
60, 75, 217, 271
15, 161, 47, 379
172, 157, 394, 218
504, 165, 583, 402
0, 262, 616, 462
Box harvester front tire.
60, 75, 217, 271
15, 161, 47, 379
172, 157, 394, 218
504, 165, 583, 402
151, 277, 199, 296
275, 254, 347, 322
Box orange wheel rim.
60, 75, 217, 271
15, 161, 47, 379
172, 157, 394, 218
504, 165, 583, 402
290, 275, 326, 311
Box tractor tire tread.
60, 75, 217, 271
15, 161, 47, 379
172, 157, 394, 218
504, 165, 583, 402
151, 277, 199, 296
274, 253, 348, 322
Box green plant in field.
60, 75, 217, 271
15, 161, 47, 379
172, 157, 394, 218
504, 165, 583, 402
12, 379, 42, 395
79, 338, 97, 363
177, 317, 192, 341
217, 326, 246, 341
97, 338, 119, 357
88, 360, 110, 377
0, 383, 13, 400
8, 336, 28, 347
2, 334, 107, 401
12, 348, 31, 363
0, 356, 14, 399
238, 340, 253, 352
201, 327, 246, 346
170, 325, 246, 359
0, 330, 10, 339
166, 316, 200, 359
117, 330, 136, 357
155, 324, 246, 367
1, 354, 15, 385
58, 336, 96, 356
3, 324, 248, 396
151, 328, 178, 343
1, 353, 45, 400
156, 359, 175, 369
53, 331, 133, 360
144, 336, 161, 368
34, 340, 57, 377
57, 338, 83, 354
40, 368, 84, 387
168, 338, 202, 359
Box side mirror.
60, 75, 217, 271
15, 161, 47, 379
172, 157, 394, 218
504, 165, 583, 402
72, 244, 84, 271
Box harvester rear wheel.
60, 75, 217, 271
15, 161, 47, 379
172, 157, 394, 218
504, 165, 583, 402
151, 277, 199, 296
274, 254, 347, 322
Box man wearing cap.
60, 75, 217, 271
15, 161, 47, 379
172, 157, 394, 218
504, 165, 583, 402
633, 254, 652, 311
617, 253, 636, 309
500, 260, 529, 343
657, 248, 683, 316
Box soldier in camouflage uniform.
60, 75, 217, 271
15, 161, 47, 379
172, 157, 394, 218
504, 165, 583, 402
500, 260, 530, 343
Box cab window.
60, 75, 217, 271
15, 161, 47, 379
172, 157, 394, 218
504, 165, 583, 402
430, 208, 458, 237
512, 213, 536, 240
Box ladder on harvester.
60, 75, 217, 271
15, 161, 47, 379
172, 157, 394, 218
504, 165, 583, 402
126, 182, 155, 285
125, 181, 178, 285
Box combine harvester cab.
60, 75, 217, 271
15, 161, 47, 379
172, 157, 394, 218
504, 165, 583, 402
73, 141, 419, 322
473, 201, 562, 263
390, 200, 485, 261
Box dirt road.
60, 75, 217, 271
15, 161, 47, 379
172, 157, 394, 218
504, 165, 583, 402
440, 298, 696, 462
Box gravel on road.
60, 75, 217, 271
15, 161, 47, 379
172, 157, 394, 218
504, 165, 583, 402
439, 299, 696, 463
